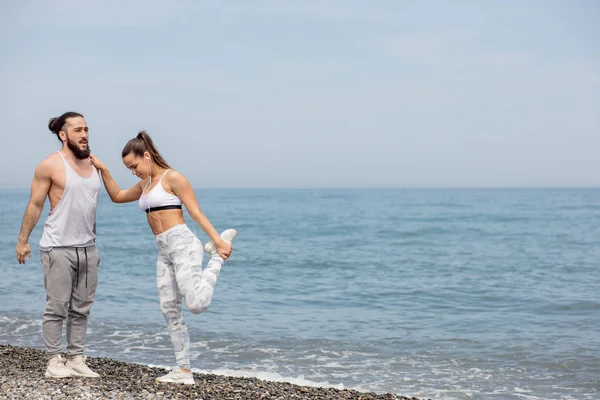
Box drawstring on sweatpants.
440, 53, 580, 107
84, 247, 88, 288
76, 248, 80, 288
74, 248, 89, 289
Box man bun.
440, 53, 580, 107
48, 117, 61, 134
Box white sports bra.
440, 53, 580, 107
138, 170, 182, 213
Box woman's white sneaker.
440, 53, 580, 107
44, 355, 72, 378
155, 367, 195, 385
204, 229, 238, 256
65, 355, 100, 378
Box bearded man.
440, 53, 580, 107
16, 111, 102, 379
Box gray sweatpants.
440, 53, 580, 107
40, 245, 100, 359
155, 224, 224, 369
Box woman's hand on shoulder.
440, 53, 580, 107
89, 154, 107, 171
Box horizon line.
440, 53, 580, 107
2, 185, 600, 191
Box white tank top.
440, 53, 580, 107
39, 152, 101, 250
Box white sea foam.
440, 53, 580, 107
147, 364, 347, 390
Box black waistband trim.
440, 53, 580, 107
145, 204, 183, 214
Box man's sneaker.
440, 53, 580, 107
66, 355, 100, 378
155, 367, 195, 385
204, 229, 238, 256
45, 355, 72, 378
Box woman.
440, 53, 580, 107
90, 131, 236, 385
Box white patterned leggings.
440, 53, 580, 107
155, 224, 224, 369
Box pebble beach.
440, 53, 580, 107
0, 345, 425, 400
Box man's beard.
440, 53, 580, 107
67, 138, 91, 159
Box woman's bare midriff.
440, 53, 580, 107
147, 209, 186, 235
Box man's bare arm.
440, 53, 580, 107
16, 163, 51, 264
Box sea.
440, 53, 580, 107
0, 188, 598, 400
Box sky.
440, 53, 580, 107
1, 0, 599, 188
